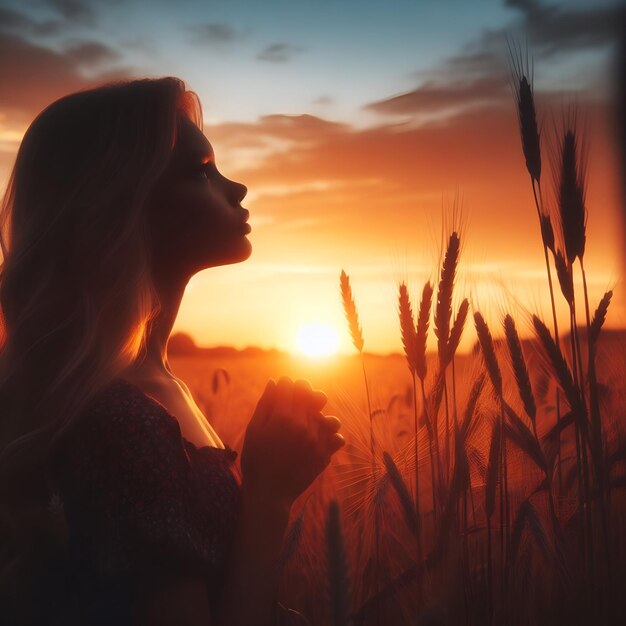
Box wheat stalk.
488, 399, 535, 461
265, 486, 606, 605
558, 128, 587, 266
533, 313, 591, 559
552, 123, 594, 564
435, 232, 460, 366
474, 311, 510, 576
339, 269, 378, 623
504, 315, 536, 425
326, 500, 353, 626
397, 282, 425, 563
589, 290, 612, 346
340, 269, 364, 353
509, 47, 565, 498
473, 312, 502, 397
509, 43, 542, 185
553, 249, 574, 308
532, 315, 582, 415
398, 282, 418, 376
415, 281, 433, 382
383, 451, 419, 536
415, 280, 439, 526
485, 417, 501, 623
279, 502, 307, 572
539, 212, 556, 255
485, 418, 502, 522
436, 231, 461, 484
460, 372, 485, 437
510, 498, 567, 587
447, 298, 469, 366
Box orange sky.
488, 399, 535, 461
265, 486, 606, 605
0, 0, 624, 356
177, 97, 624, 355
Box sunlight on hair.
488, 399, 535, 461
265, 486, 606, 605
294, 323, 339, 358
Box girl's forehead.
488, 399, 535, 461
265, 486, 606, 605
174, 115, 213, 161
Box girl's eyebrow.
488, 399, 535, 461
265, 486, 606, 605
189, 149, 215, 164
175, 146, 214, 166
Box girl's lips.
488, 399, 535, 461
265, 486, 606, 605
241, 222, 252, 233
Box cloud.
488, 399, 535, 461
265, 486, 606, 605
46, 0, 96, 27
0, 32, 131, 124
504, 0, 625, 56
208, 113, 348, 150
313, 95, 334, 106
63, 40, 122, 68
0, 7, 63, 37
256, 43, 305, 63
364, 76, 509, 117
199, 92, 619, 272
186, 22, 243, 46
374, 0, 621, 125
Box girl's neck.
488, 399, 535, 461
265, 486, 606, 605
131, 270, 190, 380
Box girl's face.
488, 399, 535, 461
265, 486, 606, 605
146, 114, 251, 278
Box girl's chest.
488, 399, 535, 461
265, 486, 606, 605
168, 392, 223, 449
126, 375, 224, 449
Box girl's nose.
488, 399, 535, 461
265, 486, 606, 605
230, 180, 247, 205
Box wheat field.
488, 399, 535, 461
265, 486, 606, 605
171, 58, 626, 626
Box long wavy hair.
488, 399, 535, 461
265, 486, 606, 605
0, 77, 203, 620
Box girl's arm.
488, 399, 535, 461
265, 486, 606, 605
132, 487, 291, 626
132, 567, 213, 626
212, 486, 291, 626
213, 376, 343, 626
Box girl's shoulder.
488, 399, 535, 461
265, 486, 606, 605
85, 376, 178, 430
57, 376, 241, 582
79, 376, 238, 464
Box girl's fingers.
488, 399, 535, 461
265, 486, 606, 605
294, 378, 313, 395
252, 379, 277, 426
310, 412, 342, 434
321, 415, 341, 433
293, 379, 313, 410
309, 389, 328, 411
273, 376, 294, 420
294, 379, 327, 412
328, 432, 345, 452
308, 413, 343, 451
292, 379, 313, 423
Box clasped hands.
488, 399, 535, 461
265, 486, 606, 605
241, 376, 345, 508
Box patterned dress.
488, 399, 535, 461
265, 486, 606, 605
52, 377, 309, 625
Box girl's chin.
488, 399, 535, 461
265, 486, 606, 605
196, 240, 252, 270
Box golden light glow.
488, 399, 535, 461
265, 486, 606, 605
295, 323, 339, 358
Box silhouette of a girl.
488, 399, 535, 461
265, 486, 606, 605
0, 77, 344, 625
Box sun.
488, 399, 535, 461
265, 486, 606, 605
295, 323, 340, 358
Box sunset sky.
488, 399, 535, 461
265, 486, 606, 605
0, 0, 624, 356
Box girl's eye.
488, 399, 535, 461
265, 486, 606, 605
194, 162, 216, 181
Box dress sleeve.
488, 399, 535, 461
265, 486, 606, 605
61, 383, 219, 580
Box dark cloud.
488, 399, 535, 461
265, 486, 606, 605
186, 22, 242, 46
364, 76, 508, 117
47, 0, 96, 26
0, 7, 63, 37
502, 0, 624, 57
256, 43, 305, 63
0, 32, 130, 123
63, 40, 122, 67
383, 0, 620, 123
435, 51, 505, 82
